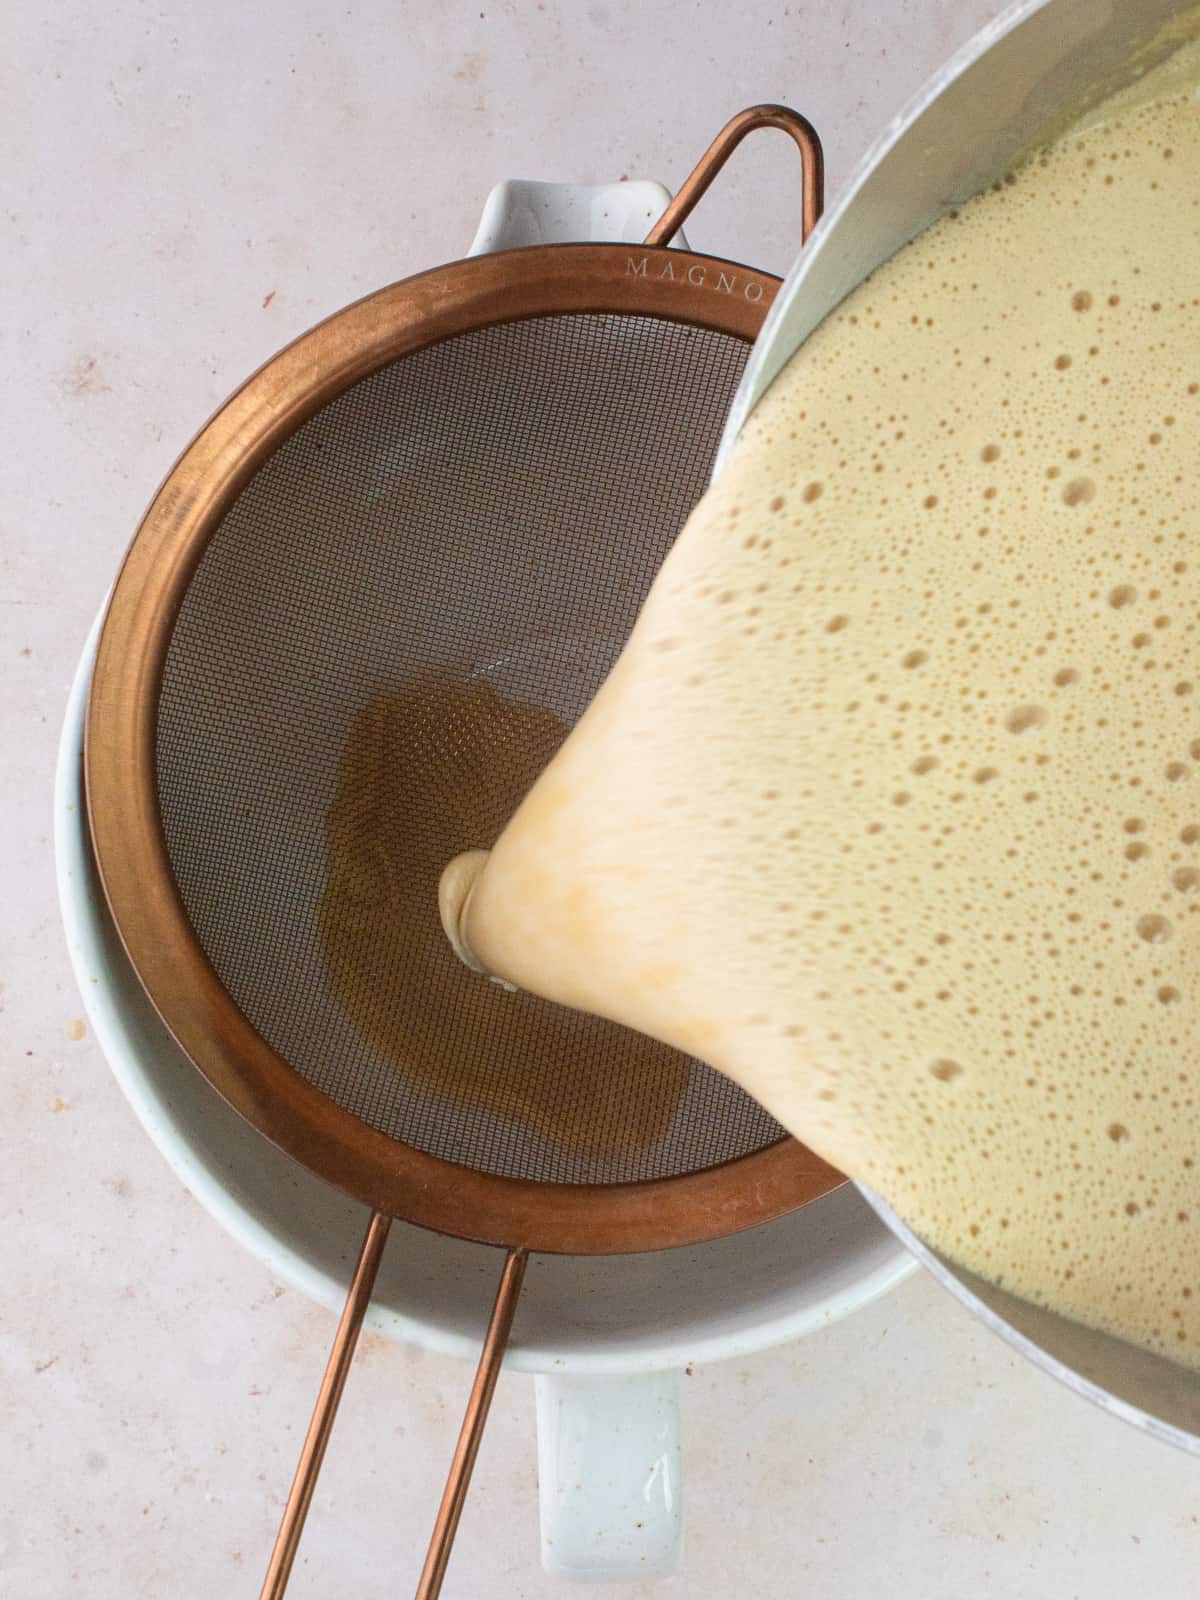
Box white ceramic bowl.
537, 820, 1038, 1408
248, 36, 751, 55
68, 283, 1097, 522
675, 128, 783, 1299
56, 176, 913, 1578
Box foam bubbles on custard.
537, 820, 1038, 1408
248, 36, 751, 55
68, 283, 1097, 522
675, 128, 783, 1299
461, 40, 1200, 1372
617, 40, 1200, 1368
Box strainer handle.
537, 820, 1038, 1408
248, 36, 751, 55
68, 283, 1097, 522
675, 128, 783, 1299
416, 1248, 529, 1597
260, 1210, 393, 1598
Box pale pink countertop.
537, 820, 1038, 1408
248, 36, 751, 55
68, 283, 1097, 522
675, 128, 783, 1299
5, 1, 1200, 1595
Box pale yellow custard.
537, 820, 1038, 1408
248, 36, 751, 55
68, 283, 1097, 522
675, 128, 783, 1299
445, 44, 1200, 1366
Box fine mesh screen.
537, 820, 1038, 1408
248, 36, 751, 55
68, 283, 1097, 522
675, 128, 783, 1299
157, 311, 786, 1185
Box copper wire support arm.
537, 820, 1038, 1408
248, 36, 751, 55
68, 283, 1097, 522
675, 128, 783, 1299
415, 1247, 529, 1599
644, 103, 824, 248
260, 1209, 392, 1600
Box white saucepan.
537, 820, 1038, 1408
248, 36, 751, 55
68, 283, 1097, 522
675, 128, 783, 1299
724, 0, 1200, 1455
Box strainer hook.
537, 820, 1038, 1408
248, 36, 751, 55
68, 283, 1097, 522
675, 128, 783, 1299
643, 103, 825, 248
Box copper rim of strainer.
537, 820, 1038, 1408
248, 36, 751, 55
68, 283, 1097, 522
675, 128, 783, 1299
85, 108, 842, 1261
85, 107, 842, 1599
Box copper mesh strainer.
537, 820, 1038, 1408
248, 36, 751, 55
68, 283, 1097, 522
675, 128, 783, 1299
85, 107, 840, 1597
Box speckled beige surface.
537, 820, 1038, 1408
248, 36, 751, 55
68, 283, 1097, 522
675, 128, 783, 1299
6, 1, 1200, 1595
